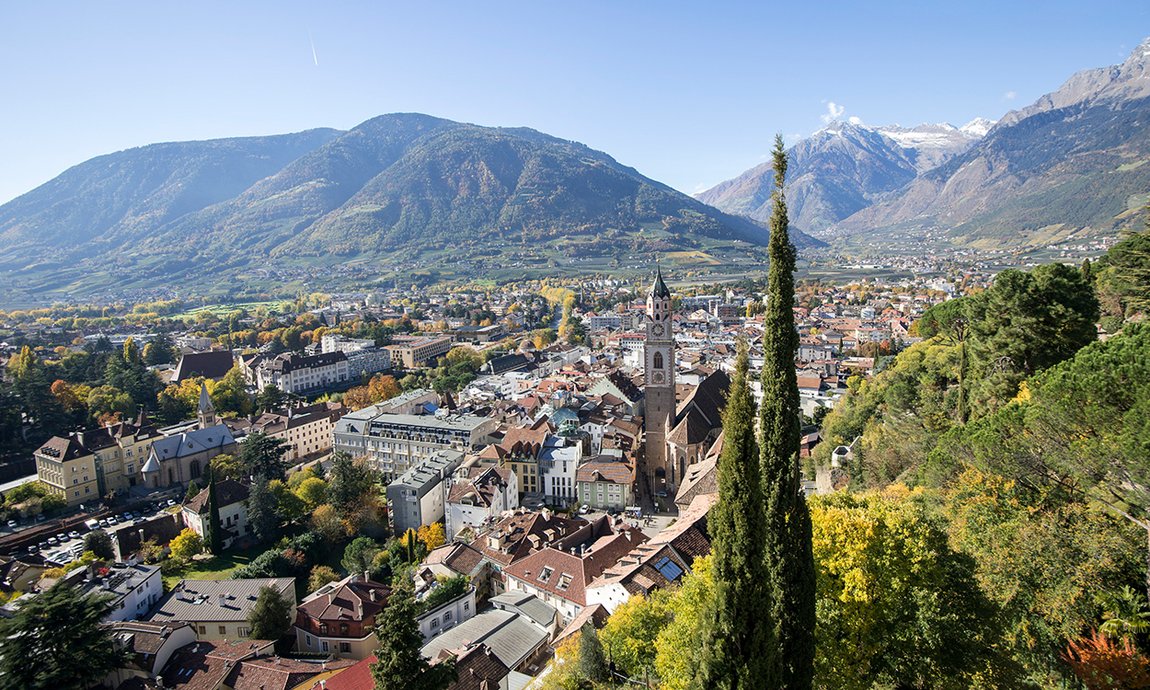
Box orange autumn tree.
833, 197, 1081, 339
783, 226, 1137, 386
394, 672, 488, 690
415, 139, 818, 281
1063, 630, 1150, 689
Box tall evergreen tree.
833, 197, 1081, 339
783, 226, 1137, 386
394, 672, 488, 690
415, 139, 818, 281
698, 340, 776, 689
206, 471, 223, 555
371, 582, 455, 690
578, 621, 610, 683
760, 134, 816, 690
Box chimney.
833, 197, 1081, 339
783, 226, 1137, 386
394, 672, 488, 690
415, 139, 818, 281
218, 593, 226, 607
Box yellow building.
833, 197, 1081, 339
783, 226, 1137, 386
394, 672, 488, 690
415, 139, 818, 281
34, 437, 100, 507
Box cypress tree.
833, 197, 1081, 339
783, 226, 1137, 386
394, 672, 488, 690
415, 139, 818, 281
760, 134, 817, 689
698, 340, 775, 689
371, 582, 456, 690
206, 471, 223, 555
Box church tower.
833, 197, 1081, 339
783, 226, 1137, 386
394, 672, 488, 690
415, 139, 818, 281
197, 381, 217, 429
644, 267, 675, 494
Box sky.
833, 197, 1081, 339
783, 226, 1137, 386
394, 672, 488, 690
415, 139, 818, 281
2, 1, 1148, 204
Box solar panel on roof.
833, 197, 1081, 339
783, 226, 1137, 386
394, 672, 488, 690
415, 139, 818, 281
654, 556, 683, 581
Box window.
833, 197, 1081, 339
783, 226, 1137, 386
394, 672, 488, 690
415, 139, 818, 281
322, 641, 329, 652
431, 619, 439, 629
339, 623, 348, 634
654, 556, 684, 581
306, 634, 312, 647
539, 566, 554, 584
199, 625, 207, 635
219, 625, 227, 635
463, 602, 470, 611
320, 624, 328, 634
557, 573, 573, 591
340, 642, 351, 653
653, 351, 664, 370
238, 627, 249, 637
444, 611, 452, 621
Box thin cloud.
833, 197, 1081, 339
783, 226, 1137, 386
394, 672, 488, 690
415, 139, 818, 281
1003, 90, 1017, 100
820, 100, 846, 124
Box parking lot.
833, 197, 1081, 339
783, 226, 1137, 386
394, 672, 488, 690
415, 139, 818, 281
16, 498, 179, 565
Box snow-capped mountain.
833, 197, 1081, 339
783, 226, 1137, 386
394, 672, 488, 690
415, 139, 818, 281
829, 38, 1150, 248
696, 118, 990, 236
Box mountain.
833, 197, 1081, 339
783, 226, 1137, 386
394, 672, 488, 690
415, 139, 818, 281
696, 119, 988, 236
830, 40, 1150, 248
0, 114, 817, 305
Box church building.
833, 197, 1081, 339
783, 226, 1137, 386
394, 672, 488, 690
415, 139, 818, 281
141, 382, 237, 488
642, 268, 729, 503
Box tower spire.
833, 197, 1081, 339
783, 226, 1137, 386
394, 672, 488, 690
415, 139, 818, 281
197, 381, 217, 428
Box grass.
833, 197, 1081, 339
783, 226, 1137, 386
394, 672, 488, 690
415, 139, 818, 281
162, 548, 257, 589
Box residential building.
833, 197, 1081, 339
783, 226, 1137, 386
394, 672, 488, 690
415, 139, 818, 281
444, 465, 518, 539
387, 450, 465, 535
101, 621, 197, 689
334, 410, 496, 481
181, 479, 250, 549
420, 602, 555, 674
539, 442, 580, 507
294, 573, 390, 660
63, 562, 163, 622
496, 420, 552, 497
242, 351, 351, 395
576, 455, 635, 511
385, 336, 453, 368
312, 643, 523, 690
227, 402, 344, 462
416, 584, 477, 641
34, 436, 100, 507
156, 638, 352, 690
503, 516, 647, 622
584, 542, 692, 613
148, 577, 295, 640
33, 411, 161, 503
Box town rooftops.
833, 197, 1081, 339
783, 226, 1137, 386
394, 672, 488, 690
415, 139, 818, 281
575, 457, 634, 485
392, 450, 466, 489
148, 577, 294, 625
420, 608, 550, 671
258, 351, 348, 374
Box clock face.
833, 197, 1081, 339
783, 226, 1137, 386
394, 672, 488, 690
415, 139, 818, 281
652, 323, 665, 337
652, 371, 665, 384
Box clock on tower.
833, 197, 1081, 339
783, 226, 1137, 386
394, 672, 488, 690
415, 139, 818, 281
644, 266, 676, 493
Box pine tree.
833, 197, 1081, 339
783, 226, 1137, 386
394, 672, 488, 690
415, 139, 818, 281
698, 340, 776, 689
371, 582, 456, 690
0, 581, 130, 687
760, 134, 817, 690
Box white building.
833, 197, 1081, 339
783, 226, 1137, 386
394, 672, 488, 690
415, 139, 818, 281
416, 584, 477, 641
242, 352, 351, 395
181, 479, 250, 549
539, 443, 580, 506
67, 562, 163, 622
444, 465, 518, 539
386, 450, 466, 535
334, 410, 497, 482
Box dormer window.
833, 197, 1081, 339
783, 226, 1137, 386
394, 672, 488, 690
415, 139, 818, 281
557, 573, 573, 591
539, 566, 554, 584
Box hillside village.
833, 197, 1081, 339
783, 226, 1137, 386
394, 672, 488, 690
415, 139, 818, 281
0, 268, 942, 690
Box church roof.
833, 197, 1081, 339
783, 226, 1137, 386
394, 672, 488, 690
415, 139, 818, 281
650, 268, 671, 299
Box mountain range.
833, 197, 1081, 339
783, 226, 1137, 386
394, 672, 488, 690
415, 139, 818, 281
700, 39, 1150, 249
0, 115, 816, 305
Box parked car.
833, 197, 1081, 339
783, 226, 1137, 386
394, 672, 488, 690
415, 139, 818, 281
107, 516, 118, 525
578, 504, 590, 514
123, 512, 135, 520
68, 530, 80, 539
166, 499, 176, 507
26, 544, 38, 554
6, 520, 16, 529
98, 518, 109, 527
47, 536, 58, 545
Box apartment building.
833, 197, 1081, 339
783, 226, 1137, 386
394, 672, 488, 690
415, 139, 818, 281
386, 450, 466, 535
384, 336, 453, 368
333, 410, 497, 482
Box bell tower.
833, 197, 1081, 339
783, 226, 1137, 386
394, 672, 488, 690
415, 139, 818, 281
644, 267, 675, 495
197, 381, 217, 429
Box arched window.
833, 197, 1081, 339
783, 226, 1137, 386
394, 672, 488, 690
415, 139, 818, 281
189, 460, 201, 480
653, 351, 664, 370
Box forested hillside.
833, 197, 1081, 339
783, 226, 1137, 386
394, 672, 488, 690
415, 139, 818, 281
803, 226, 1150, 687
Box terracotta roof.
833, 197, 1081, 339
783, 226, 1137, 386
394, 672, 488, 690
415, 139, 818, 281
554, 603, 610, 644
504, 522, 647, 606
575, 458, 634, 486
297, 574, 390, 627
302, 654, 375, 690
471, 511, 586, 567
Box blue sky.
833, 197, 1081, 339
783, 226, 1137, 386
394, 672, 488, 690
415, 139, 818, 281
1, 1, 1147, 204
